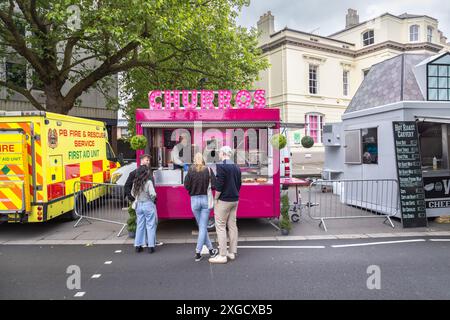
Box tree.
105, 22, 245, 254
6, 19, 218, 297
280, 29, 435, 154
0, 0, 267, 115
120, 1, 268, 134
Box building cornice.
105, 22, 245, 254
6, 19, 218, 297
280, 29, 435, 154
260, 35, 444, 58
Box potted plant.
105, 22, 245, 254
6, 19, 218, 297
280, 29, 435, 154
279, 193, 292, 235
301, 135, 314, 149
130, 135, 148, 151
127, 206, 136, 238
270, 133, 287, 150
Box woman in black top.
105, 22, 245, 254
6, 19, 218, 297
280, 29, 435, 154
184, 153, 218, 261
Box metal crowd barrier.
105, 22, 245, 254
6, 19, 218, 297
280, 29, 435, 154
73, 181, 129, 237
307, 179, 399, 232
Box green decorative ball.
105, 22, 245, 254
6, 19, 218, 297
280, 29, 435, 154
271, 134, 287, 150
301, 136, 314, 148
130, 135, 147, 151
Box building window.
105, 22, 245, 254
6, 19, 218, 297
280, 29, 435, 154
410, 25, 419, 42
305, 113, 324, 144
5, 62, 27, 88
428, 56, 450, 101
427, 26, 433, 42
362, 128, 378, 164
362, 30, 374, 46
343, 70, 349, 96
309, 64, 318, 94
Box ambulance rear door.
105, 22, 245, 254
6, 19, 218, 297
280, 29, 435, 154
0, 129, 31, 221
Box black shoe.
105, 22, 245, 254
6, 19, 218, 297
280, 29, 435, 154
195, 253, 203, 262
209, 248, 218, 258
135, 246, 143, 253
148, 247, 155, 254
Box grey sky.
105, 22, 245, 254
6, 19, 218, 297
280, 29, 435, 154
237, 0, 450, 39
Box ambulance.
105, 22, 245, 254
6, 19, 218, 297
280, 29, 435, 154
0, 111, 120, 223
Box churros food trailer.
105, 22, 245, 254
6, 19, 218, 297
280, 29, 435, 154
135, 89, 280, 220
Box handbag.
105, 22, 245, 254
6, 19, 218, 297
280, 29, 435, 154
207, 168, 214, 209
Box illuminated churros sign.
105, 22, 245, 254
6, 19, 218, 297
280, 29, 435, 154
148, 90, 266, 110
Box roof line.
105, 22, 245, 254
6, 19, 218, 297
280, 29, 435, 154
328, 12, 438, 37
427, 51, 450, 64
271, 27, 355, 46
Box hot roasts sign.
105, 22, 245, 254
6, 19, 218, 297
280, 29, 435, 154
393, 121, 428, 228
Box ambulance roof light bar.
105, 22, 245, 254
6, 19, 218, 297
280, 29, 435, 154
0, 111, 46, 117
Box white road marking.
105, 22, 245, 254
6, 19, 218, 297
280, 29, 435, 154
332, 239, 426, 248
91, 274, 102, 279
104, 261, 112, 265
114, 250, 122, 253
238, 245, 325, 249
74, 292, 85, 297
429, 239, 450, 242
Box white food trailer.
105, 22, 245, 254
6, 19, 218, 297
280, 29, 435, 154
324, 52, 450, 220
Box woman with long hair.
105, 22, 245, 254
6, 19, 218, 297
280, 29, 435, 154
184, 153, 218, 261
132, 165, 157, 253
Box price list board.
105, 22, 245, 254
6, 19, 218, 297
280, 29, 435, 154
393, 121, 428, 228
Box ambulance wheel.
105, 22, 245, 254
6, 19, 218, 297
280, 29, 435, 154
291, 213, 300, 223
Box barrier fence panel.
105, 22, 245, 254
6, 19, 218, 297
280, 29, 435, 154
73, 181, 129, 237
307, 179, 399, 232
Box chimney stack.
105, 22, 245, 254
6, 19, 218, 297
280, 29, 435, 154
346, 8, 359, 28
257, 11, 275, 44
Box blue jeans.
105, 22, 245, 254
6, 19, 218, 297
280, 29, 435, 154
190, 195, 214, 253
135, 201, 157, 248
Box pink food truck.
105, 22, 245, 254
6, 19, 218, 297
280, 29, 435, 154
135, 89, 280, 220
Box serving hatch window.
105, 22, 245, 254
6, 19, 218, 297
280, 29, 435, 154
362, 128, 378, 164
146, 126, 273, 180
345, 128, 378, 165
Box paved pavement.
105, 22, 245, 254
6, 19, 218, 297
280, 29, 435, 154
2, 237, 450, 300
1, 213, 450, 245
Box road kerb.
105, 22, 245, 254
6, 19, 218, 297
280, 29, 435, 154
1, 231, 450, 245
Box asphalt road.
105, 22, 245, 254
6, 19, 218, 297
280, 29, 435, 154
1, 237, 450, 300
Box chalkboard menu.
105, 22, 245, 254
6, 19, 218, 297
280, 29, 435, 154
393, 121, 428, 228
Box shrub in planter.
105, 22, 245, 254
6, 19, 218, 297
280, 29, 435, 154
127, 206, 136, 238
271, 134, 287, 150
301, 135, 314, 149
130, 135, 147, 151
280, 193, 292, 235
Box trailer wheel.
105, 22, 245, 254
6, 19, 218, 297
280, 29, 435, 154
207, 217, 215, 230
291, 213, 300, 223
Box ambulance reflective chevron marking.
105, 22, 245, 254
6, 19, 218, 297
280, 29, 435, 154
0, 111, 119, 223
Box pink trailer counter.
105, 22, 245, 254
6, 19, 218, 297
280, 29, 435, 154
135, 105, 280, 220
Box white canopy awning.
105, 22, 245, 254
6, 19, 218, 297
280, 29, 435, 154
415, 116, 450, 124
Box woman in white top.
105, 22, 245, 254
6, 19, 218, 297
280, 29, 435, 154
132, 166, 157, 253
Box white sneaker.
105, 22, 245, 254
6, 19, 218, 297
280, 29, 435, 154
227, 253, 236, 260
209, 255, 227, 264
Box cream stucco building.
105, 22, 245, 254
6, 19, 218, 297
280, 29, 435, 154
255, 9, 450, 174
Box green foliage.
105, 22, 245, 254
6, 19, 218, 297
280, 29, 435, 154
0, 1, 267, 116
280, 193, 292, 231
127, 206, 136, 233
271, 134, 287, 150
120, 1, 269, 135
301, 136, 315, 149
130, 135, 147, 150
